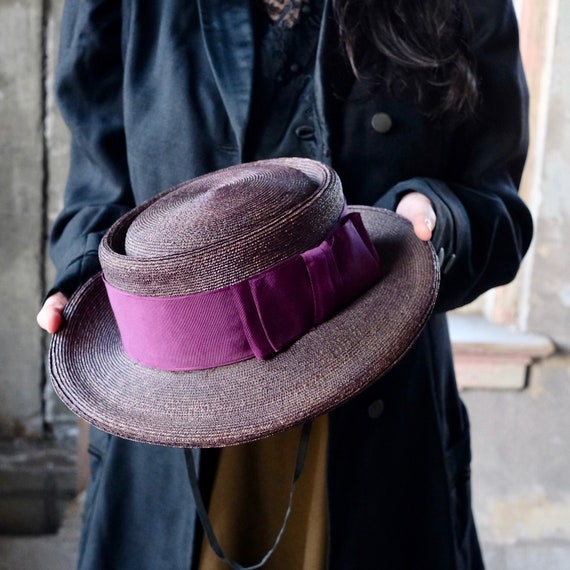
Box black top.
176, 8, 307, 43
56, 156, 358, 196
245, 0, 324, 161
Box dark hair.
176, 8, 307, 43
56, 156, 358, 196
333, 0, 479, 120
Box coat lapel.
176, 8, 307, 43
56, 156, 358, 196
197, 0, 254, 154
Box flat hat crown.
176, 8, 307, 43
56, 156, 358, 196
99, 158, 345, 296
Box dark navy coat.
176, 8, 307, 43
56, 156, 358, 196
51, 1, 533, 568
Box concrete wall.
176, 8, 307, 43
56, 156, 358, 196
0, 0, 75, 534
0, 0, 568, 567
465, 357, 570, 569
0, 0, 45, 439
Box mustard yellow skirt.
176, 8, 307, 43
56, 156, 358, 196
198, 415, 328, 570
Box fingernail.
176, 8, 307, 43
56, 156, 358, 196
424, 218, 433, 231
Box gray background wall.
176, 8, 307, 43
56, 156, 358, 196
0, 0, 568, 568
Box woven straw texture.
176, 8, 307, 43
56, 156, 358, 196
100, 158, 344, 296
49, 159, 439, 448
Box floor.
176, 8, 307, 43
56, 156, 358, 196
1, 492, 569, 570
0, 494, 82, 570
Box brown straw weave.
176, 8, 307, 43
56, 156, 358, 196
100, 159, 344, 296
49, 158, 439, 448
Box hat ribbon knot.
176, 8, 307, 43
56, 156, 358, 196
103, 211, 381, 371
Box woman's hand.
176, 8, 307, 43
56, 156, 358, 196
35, 194, 436, 334
37, 292, 68, 334
395, 192, 436, 241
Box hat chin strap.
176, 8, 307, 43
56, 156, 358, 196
183, 422, 313, 570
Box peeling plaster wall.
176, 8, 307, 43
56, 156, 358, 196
526, 0, 570, 349
461, 2, 570, 565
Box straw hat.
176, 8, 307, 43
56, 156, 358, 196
49, 158, 439, 448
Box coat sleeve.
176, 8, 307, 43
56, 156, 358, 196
49, 0, 134, 298
375, 0, 533, 313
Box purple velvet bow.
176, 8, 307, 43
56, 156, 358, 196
104, 211, 381, 371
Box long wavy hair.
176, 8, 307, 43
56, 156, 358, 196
333, 0, 479, 120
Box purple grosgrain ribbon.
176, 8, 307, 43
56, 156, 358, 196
103, 211, 381, 371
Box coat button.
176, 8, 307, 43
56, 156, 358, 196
368, 399, 384, 419
295, 125, 315, 140
371, 112, 393, 134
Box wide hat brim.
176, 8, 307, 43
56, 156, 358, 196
49, 206, 439, 448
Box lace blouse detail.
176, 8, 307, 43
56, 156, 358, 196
244, 0, 324, 161
259, 0, 311, 28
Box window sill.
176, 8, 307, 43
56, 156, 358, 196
448, 314, 555, 390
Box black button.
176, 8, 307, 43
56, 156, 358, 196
368, 399, 385, 419
295, 125, 315, 140
371, 112, 393, 134
290, 63, 300, 74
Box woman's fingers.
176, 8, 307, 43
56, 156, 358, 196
395, 192, 436, 241
36, 292, 69, 334
35, 195, 435, 334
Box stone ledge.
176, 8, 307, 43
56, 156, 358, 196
448, 315, 556, 390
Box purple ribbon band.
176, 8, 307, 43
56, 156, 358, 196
104, 211, 381, 371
